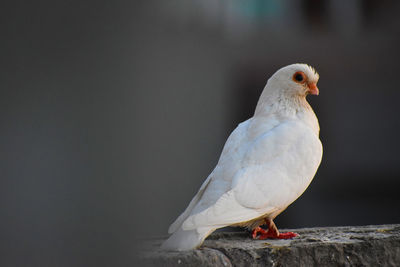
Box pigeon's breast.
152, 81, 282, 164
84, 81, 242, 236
233, 120, 322, 211
269, 124, 322, 208
284, 126, 322, 197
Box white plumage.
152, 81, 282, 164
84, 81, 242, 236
162, 64, 323, 251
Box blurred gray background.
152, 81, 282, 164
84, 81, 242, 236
1, 0, 400, 266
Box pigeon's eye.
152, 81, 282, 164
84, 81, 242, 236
293, 72, 306, 84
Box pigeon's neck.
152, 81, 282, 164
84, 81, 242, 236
254, 91, 308, 115
254, 94, 320, 135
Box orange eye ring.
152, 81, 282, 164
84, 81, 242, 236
292, 71, 307, 84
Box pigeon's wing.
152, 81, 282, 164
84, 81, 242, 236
168, 120, 251, 234
182, 121, 322, 230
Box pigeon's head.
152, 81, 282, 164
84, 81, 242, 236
269, 63, 319, 98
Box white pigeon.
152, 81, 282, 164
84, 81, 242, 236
161, 63, 322, 251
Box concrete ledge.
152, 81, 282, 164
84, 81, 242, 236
138, 224, 400, 266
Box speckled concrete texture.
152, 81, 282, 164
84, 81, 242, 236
138, 224, 400, 266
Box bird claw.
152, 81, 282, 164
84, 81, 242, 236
276, 232, 298, 239
252, 227, 268, 239
252, 228, 298, 240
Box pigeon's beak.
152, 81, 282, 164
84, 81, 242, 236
307, 82, 319, 95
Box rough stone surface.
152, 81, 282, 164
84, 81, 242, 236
137, 224, 400, 266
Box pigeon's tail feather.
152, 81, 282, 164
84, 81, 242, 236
161, 227, 213, 251
168, 178, 211, 234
